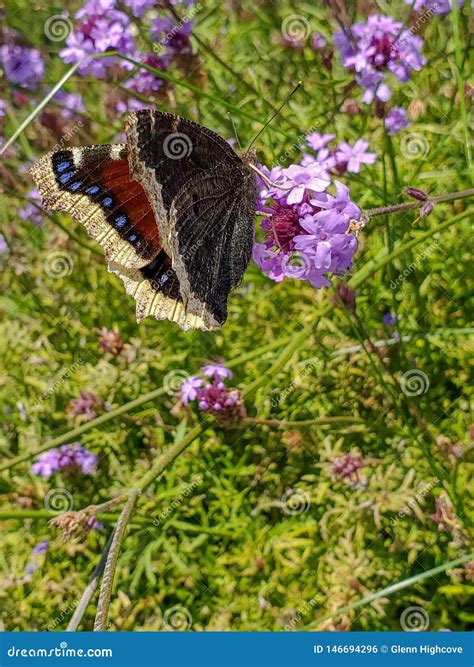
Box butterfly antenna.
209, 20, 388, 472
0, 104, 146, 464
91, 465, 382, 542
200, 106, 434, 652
227, 112, 243, 150
246, 81, 302, 152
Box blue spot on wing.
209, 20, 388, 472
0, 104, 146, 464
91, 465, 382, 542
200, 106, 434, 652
69, 181, 82, 192
102, 196, 113, 207
85, 185, 100, 196
56, 161, 71, 173
59, 171, 74, 185
128, 234, 137, 242
116, 215, 127, 228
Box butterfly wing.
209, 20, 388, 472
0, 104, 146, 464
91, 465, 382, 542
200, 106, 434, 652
168, 168, 257, 327
125, 110, 257, 327
31, 145, 161, 269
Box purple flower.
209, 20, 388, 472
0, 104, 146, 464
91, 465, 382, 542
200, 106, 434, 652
53, 90, 85, 119
123, 54, 170, 99
151, 15, 194, 57
312, 181, 361, 233
32, 541, 49, 555
0, 234, 8, 254
122, 0, 156, 16
404, 0, 463, 14
312, 32, 327, 50
0, 44, 45, 89
306, 132, 335, 151
60, 2, 136, 78
332, 452, 366, 487
335, 140, 376, 174
283, 163, 330, 205
383, 312, 397, 326
181, 376, 203, 404
384, 107, 410, 136
32, 443, 97, 478
69, 391, 101, 421
202, 363, 233, 381
18, 188, 43, 226
334, 14, 426, 105
0, 100, 6, 116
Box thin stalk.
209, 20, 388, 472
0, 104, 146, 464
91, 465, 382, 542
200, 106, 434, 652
67, 534, 113, 631
306, 553, 473, 629
243, 416, 364, 427
364, 188, 474, 218
93, 489, 140, 631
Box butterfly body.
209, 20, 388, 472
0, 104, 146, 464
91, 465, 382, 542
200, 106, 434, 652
31, 111, 258, 331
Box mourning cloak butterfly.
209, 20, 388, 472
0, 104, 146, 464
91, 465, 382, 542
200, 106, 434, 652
31, 111, 258, 331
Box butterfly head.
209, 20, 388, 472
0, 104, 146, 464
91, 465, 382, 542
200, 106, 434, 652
242, 148, 257, 165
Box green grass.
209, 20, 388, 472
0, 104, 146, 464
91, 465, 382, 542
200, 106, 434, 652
0, 0, 473, 632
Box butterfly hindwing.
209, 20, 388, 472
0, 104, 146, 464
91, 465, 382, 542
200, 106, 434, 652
168, 168, 257, 326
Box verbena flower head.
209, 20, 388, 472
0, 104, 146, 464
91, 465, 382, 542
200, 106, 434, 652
18, 188, 43, 226
69, 391, 101, 421
253, 147, 366, 289
383, 312, 397, 326
331, 452, 366, 488
32, 443, 98, 478
404, 0, 464, 13
32, 540, 49, 555
384, 107, 410, 135
0, 43, 45, 89
180, 363, 245, 427
53, 90, 86, 120
334, 14, 426, 104
60, 0, 136, 77
98, 327, 124, 355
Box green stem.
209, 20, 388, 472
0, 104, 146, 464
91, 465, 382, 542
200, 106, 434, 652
365, 188, 474, 218
306, 553, 473, 629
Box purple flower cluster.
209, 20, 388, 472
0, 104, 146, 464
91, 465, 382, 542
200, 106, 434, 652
180, 363, 245, 427
253, 132, 372, 287
0, 32, 45, 89
59, 0, 198, 98
32, 443, 98, 478
18, 188, 43, 226
69, 391, 102, 421
334, 15, 426, 104
331, 452, 366, 488
405, 0, 464, 14
60, 0, 136, 78
384, 107, 410, 135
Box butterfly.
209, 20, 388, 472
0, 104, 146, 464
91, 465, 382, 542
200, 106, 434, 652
31, 110, 259, 331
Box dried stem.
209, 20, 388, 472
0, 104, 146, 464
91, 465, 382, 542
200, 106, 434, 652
93, 488, 140, 632
66, 534, 113, 631
365, 188, 474, 218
